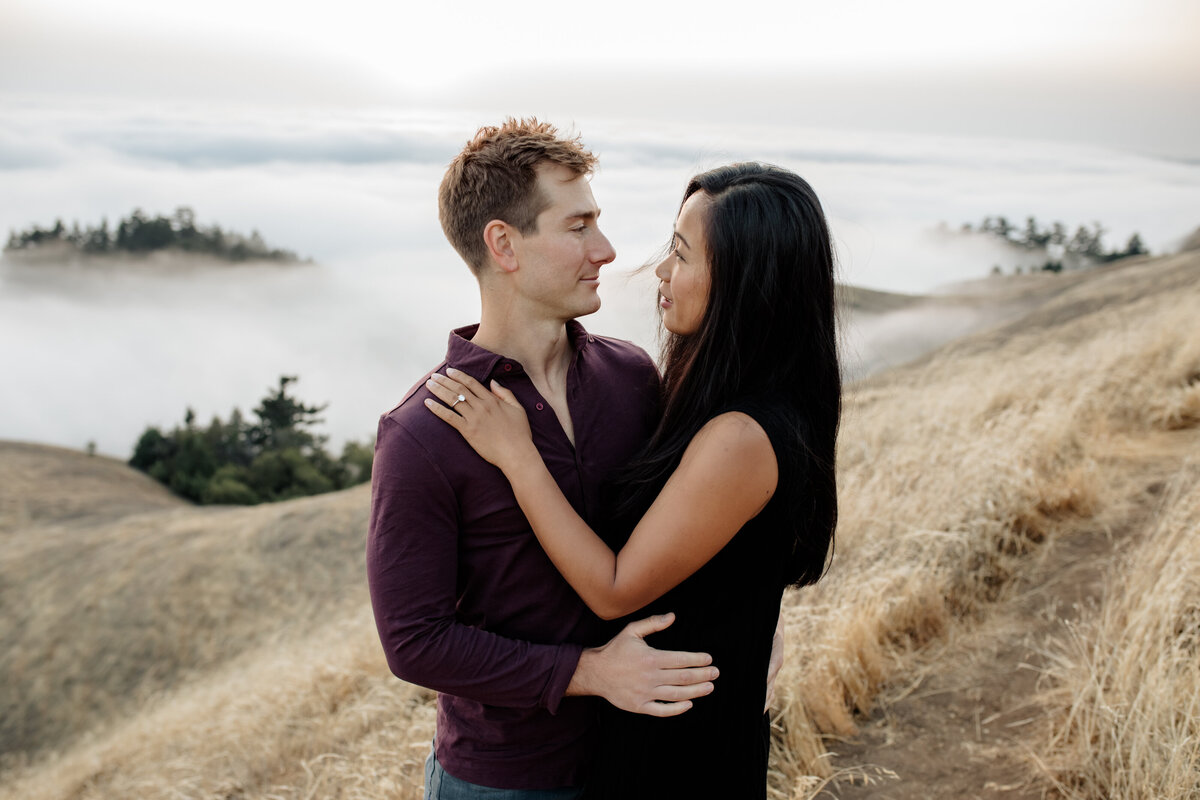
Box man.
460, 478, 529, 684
366, 119, 719, 798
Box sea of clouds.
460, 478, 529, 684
2, 101, 1198, 457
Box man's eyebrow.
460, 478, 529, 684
566, 209, 600, 222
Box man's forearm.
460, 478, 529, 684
375, 611, 583, 712
564, 646, 603, 698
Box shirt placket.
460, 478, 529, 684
499, 355, 592, 524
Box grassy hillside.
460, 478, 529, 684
771, 251, 1199, 796
0, 442, 183, 532
836, 268, 1098, 379
0, 471, 371, 764
1, 252, 1197, 799
1036, 463, 1200, 798
836, 284, 923, 314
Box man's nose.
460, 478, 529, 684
592, 231, 616, 266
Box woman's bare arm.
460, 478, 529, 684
425, 369, 777, 619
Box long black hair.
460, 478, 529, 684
620, 162, 841, 587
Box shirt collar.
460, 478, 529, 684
445, 320, 593, 384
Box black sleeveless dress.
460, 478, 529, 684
585, 398, 804, 800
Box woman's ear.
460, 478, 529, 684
483, 220, 519, 274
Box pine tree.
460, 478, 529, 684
129, 376, 370, 505
1125, 233, 1147, 257
1050, 222, 1067, 246
249, 376, 327, 453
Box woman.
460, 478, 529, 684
425, 162, 841, 798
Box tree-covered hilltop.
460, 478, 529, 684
4, 207, 304, 263
130, 376, 372, 505
945, 215, 1147, 273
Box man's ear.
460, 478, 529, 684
483, 220, 519, 274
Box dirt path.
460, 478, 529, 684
819, 429, 1197, 799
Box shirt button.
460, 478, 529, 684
535, 403, 544, 411
503, 363, 512, 372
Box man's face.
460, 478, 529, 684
509, 163, 616, 321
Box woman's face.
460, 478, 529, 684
655, 191, 712, 336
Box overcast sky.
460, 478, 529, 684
3, 0, 1199, 159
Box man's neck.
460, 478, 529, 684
470, 307, 575, 390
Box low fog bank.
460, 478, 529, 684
1, 246, 1028, 460
0, 252, 659, 459
0, 252, 468, 457
841, 299, 1027, 381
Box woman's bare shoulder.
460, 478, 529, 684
681, 411, 777, 485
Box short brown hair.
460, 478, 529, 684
438, 118, 598, 273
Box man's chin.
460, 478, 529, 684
568, 297, 602, 319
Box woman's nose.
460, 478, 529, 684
654, 255, 670, 281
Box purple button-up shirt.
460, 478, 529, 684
366, 321, 660, 790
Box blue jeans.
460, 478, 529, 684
423, 747, 583, 800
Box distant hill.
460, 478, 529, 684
3, 207, 305, 264
836, 284, 923, 314
1182, 225, 1200, 252
0, 441, 183, 533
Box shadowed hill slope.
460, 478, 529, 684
870, 253, 1190, 378
837, 268, 1098, 380
836, 284, 923, 314
0, 442, 183, 533
0, 475, 371, 762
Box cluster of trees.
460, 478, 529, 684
4, 207, 302, 263
130, 376, 372, 505
957, 216, 1147, 273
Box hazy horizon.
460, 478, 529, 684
5, 0, 1199, 161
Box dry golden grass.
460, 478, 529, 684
0, 485, 371, 765
0, 442, 182, 533
2, 614, 436, 800
1033, 464, 1200, 799
765, 252, 1200, 797
1, 252, 1197, 800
